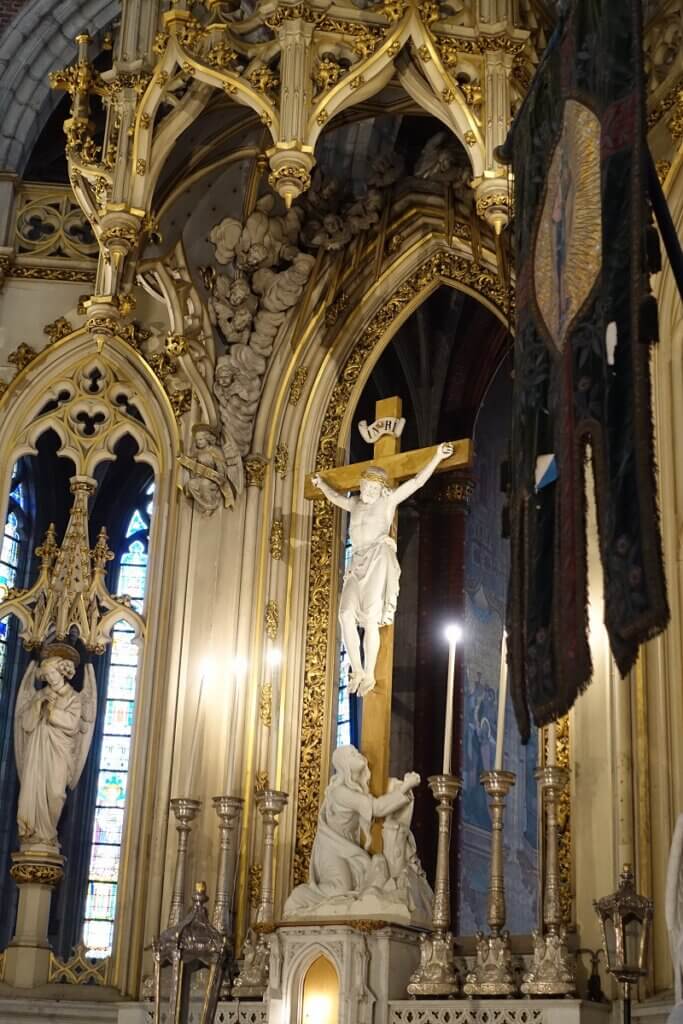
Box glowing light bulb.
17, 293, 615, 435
444, 623, 462, 645
267, 647, 282, 667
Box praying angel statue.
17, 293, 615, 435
312, 441, 453, 696
14, 643, 96, 848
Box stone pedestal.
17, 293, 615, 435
267, 922, 423, 1024
2, 846, 64, 989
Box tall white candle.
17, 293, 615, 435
188, 658, 211, 797
267, 648, 282, 788
494, 630, 508, 771
442, 625, 461, 775
547, 720, 557, 767
226, 656, 247, 793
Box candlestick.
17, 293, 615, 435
521, 764, 575, 996
266, 648, 282, 788
168, 797, 202, 927
494, 630, 508, 771
407, 773, 462, 997
442, 624, 461, 775
463, 769, 517, 996
225, 656, 247, 794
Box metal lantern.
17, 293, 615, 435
593, 864, 653, 1024
153, 880, 230, 1024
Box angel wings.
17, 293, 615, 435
14, 658, 97, 846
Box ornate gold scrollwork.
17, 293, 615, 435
10, 863, 64, 886
270, 517, 285, 560
556, 714, 572, 924
265, 600, 279, 641
288, 366, 309, 406
294, 249, 513, 883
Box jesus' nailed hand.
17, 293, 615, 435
311, 441, 453, 696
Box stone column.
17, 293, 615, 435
2, 845, 65, 988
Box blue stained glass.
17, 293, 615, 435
89, 845, 121, 882
93, 807, 124, 845
104, 700, 134, 735
108, 664, 136, 700
83, 919, 114, 959
83, 482, 154, 959
121, 539, 147, 563
0, 620, 7, 639
110, 631, 138, 666
96, 770, 128, 807
117, 564, 146, 599
100, 736, 131, 771
85, 881, 118, 919
336, 535, 354, 749
125, 509, 146, 537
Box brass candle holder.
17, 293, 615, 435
168, 798, 202, 928
407, 773, 462, 998
521, 764, 575, 996
464, 769, 517, 996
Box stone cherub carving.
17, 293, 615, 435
284, 745, 433, 924
312, 442, 453, 695
179, 422, 242, 516
207, 195, 315, 457
14, 643, 96, 848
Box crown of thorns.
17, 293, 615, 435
360, 467, 389, 485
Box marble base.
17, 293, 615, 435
268, 921, 424, 1024
0, 999, 119, 1023
0, 1001, 268, 1024
632, 997, 677, 1024
390, 998, 611, 1023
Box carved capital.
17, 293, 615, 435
245, 455, 268, 488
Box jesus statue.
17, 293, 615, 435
312, 440, 453, 696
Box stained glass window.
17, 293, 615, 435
82, 481, 153, 959
0, 471, 26, 694
336, 535, 354, 748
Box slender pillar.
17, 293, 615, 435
3, 846, 64, 988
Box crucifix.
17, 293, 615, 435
305, 396, 472, 801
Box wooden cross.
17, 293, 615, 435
305, 396, 472, 802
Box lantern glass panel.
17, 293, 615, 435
602, 916, 617, 969
624, 916, 642, 970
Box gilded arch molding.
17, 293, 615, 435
292, 247, 511, 883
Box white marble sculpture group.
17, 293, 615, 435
14, 643, 96, 849
284, 744, 433, 925
312, 441, 452, 696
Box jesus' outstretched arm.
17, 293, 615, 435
390, 441, 454, 505
311, 473, 354, 512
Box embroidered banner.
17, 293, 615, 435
501, 0, 669, 739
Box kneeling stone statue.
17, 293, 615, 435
284, 745, 433, 925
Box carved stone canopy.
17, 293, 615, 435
0, 474, 145, 654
